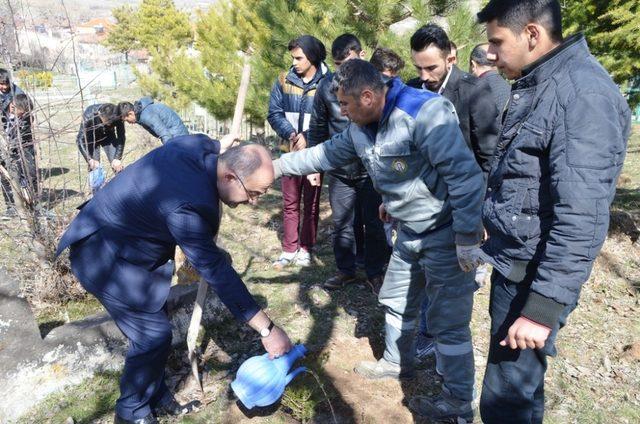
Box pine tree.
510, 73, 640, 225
103, 6, 138, 63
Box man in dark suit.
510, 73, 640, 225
469, 42, 511, 173
56, 135, 293, 424
407, 24, 502, 363
408, 24, 501, 173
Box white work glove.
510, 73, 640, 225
456, 244, 484, 272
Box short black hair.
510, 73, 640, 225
219, 143, 264, 179
98, 103, 119, 124
331, 59, 385, 97
410, 23, 451, 56
331, 33, 362, 61
470, 43, 492, 66
0, 68, 11, 85
13, 93, 32, 114
117, 101, 135, 118
370, 47, 405, 74
477, 0, 563, 43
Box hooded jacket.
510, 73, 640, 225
134, 97, 189, 144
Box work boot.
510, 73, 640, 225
323, 272, 356, 290
409, 387, 474, 423
114, 413, 159, 424
354, 357, 415, 380
154, 397, 201, 416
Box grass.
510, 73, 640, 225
10, 113, 640, 423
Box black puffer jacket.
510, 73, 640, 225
307, 73, 366, 179
480, 34, 632, 327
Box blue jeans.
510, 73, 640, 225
327, 174, 389, 278
480, 271, 576, 423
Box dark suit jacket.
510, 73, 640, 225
56, 134, 260, 321
408, 66, 502, 173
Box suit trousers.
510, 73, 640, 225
70, 233, 173, 420
280, 174, 322, 253
480, 271, 576, 423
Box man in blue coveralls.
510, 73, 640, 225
57, 135, 293, 424
273, 59, 485, 423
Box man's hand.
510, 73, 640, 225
220, 132, 240, 152
111, 159, 123, 173
379, 203, 392, 223
291, 133, 307, 151
261, 325, 293, 359
88, 159, 100, 170
306, 173, 321, 186
500, 317, 551, 350
456, 244, 483, 272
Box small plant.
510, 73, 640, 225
16, 70, 53, 89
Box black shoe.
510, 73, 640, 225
114, 413, 159, 424
154, 397, 201, 417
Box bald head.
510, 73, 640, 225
217, 143, 274, 207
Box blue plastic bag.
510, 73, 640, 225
88, 165, 105, 192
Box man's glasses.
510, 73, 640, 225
232, 171, 262, 203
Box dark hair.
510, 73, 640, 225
470, 43, 492, 66
331, 59, 385, 97
118, 101, 134, 118
331, 33, 362, 61
219, 143, 264, 179
477, 0, 563, 43
370, 47, 405, 74
98, 103, 119, 124
13, 93, 32, 114
410, 23, 451, 55
0, 68, 10, 85
288, 35, 327, 66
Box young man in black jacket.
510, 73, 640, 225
76, 103, 126, 174
307, 34, 390, 290
1, 93, 37, 217
463, 1, 630, 422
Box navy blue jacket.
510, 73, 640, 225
481, 34, 632, 327
76, 104, 126, 162
56, 134, 261, 321
135, 97, 189, 144
267, 64, 329, 144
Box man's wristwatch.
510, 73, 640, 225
259, 321, 275, 338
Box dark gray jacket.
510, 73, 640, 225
408, 66, 501, 173
135, 97, 189, 144
76, 104, 125, 163
480, 34, 632, 327
307, 73, 367, 179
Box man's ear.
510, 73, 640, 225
446, 52, 456, 67
525, 23, 542, 49
358, 50, 366, 59
360, 89, 374, 107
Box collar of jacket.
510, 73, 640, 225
515, 33, 585, 89
134, 96, 153, 121
370, 76, 405, 131
285, 62, 329, 89
201, 135, 221, 190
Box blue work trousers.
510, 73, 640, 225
378, 223, 476, 401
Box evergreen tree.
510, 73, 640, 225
103, 6, 138, 63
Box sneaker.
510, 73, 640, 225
354, 357, 415, 380
323, 272, 357, 290
366, 274, 384, 294
272, 250, 297, 269
293, 249, 311, 267
415, 333, 436, 359
409, 388, 474, 423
